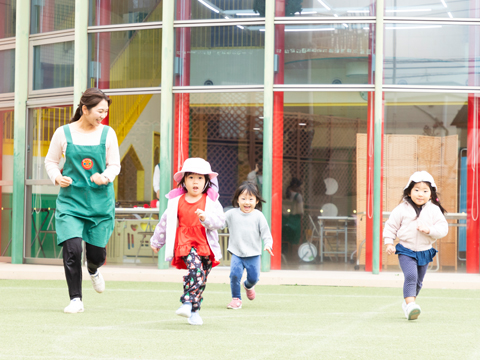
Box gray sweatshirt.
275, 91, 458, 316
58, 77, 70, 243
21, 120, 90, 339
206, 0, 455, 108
225, 208, 273, 257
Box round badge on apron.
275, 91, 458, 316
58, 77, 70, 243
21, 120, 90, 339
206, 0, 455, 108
81, 158, 94, 170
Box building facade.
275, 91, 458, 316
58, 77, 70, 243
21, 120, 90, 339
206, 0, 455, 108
1, 0, 480, 274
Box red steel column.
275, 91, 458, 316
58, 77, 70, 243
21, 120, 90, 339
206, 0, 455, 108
98, 0, 111, 125
466, 2, 480, 273
271, 0, 285, 269
466, 94, 480, 273
173, 0, 191, 177
0, 1, 5, 38
41, 0, 54, 32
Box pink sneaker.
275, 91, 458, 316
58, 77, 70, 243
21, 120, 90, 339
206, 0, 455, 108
227, 298, 242, 309
243, 282, 256, 300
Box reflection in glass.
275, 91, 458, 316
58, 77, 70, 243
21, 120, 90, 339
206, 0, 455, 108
385, 0, 479, 19
25, 185, 61, 260
276, 0, 376, 17
89, 29, 162, 89
179, 92, 264, 208
176, 0, 265, 20
89, 0, 162, 26
30, 0, 75, 34
0, 50, 15, 94
107, 94, 161, 266
275, 92, 368, 269
277, 24, 374, 85
0, 0, 16, 38
108, 94, 161, 203
175, 26, 265, 86
0, 109, 14, 258
384, 92, 467, 270
385, 24, 480, 87
33, 42, 75, 91
28, 106, 73, 181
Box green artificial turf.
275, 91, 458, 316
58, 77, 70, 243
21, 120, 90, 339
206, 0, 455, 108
1, 279, 479, 360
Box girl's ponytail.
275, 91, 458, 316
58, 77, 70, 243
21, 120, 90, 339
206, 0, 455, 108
70, 103, 83, 123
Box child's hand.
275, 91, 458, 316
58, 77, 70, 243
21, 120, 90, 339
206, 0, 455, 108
386, 244, 396, 255
264, 247, 274, 256
417, 225, 430, 234
195, 209, 206, 221
150, 244, 159, 254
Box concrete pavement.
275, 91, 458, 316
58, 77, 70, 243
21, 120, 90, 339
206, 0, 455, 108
1, 262, 480, 290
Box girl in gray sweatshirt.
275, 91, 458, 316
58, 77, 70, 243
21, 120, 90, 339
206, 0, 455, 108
225, 181, 274, 310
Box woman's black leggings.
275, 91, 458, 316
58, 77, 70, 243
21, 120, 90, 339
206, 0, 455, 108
62, 237, 106, 300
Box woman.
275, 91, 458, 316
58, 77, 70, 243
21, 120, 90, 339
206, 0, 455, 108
45, 88, 120, 313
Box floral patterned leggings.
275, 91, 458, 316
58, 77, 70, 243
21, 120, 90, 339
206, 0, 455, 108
180, 247, 213, 312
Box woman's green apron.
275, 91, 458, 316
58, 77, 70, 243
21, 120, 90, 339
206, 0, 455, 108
55, 125, 115, 247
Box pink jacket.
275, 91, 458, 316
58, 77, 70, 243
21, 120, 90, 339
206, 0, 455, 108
150, 187, 226, 262
383, 200, 448, 252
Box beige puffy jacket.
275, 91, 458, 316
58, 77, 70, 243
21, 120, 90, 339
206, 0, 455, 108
383, 200, 448, 252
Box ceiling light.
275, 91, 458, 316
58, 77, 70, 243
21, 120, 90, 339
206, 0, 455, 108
198, 0, 219, 14
317, 0, 331, 11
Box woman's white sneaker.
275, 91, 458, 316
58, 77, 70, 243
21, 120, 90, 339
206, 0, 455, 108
64, 298, 84, 313
406, 302, 421, 320
90, 270, 105, 293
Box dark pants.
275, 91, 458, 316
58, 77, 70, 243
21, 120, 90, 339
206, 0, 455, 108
180, 247, 213, 312
62, 237, 106, 300
398, 254, 429, 298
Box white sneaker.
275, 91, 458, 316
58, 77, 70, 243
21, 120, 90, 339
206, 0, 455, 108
402, 300, 407, 318
188, 311, 203, 325
64, 298, 84, 313
90, 270, 105, 293
175, 302, 192, 318
406, 302, 421, 320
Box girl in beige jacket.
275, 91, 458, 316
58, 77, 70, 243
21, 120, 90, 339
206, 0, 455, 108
383, 171, 448, 321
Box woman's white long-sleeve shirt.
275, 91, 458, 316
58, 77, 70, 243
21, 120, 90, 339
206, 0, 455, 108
383, 200, 448, 252
44, 124, 121, 184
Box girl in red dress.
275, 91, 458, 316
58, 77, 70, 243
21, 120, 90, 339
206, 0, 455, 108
150, 158, 225, 325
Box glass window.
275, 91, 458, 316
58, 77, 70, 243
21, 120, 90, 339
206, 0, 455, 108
25, 105, 73, 261
385, 0, 477, 19
27, 106, 73, 181
0, 50, 15, 94
275, 91, 369, 269
108, 94, 161, 203
0, 0, 16, 38
384, 92, 470, 271
180, 92, 264, 208
0, 108, 14, 259
106, 94, 161, 266
175, 0, 265, 20
88, 29, 162, 89
33, 41, 75, 91
276, 0, 376, 17
30, 0, 75, 35
276, 24, 374, 85
174, 26, 265, 86
385, 24, 480, 87
89, 0, 162, 26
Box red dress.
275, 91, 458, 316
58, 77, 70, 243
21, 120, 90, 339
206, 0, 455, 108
171, 194, 219, 269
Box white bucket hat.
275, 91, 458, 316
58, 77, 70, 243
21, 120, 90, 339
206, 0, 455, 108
404, 171, 437, 190
174, 158, 218, 183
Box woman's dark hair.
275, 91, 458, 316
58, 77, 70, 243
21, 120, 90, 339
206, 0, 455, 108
232, 181, 266, 210
70, 88, 112, 123
178, 172, 211, 194
402, 181, 447, 218
286, 177, 302, 199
